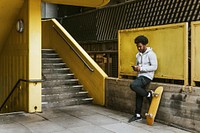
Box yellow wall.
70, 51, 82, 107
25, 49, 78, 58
42, 19, 108, 105
0, 0, 41, 113
191, 21, 200, 86
118, 23, 188, 85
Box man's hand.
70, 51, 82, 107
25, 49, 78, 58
132, 66, 140, 72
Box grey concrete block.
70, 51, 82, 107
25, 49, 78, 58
105, 77, 200, 132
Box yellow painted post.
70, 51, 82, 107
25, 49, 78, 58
191, 21, 200, 86
28, 0, 42, 112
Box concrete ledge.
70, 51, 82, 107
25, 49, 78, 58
105, 77, 200, 132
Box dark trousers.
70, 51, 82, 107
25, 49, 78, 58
130, 76, 151, 114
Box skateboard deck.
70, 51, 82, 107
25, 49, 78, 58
145, 86, 163, 126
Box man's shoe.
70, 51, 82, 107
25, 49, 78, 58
128, 115, 142, 123
147, 90, 153, 104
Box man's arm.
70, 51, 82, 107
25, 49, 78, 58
140, 52, 158, 72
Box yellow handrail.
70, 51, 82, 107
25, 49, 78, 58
52, 25, 94, 72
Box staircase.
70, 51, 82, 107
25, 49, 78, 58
42, 49, 93, 109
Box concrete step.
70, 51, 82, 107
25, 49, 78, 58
42, 85, 83, 95
42, 91, 89, 102
43, 68, 70, 74
42, 49, 55, 53
43, 73, 74, 80
42, 58, 63, 63
42, 63, 66, 69
42, 53, 59, 58
42, 79, 79, 87
42, 97, 93, 109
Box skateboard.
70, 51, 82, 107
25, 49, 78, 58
145, 86, 163, 126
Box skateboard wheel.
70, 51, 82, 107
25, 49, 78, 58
145, 113, 153, 118
149, 114, 153, 118
153, 93, 159, 97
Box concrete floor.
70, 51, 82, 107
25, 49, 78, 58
0, 104, 191, 133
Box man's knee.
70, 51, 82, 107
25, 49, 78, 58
130, 81, 137, 91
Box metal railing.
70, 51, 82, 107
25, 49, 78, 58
61, 0, 200, 42
52, 25, 94, 72
0, 79, 44, 111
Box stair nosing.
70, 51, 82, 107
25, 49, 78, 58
43, 79, 78, 82
42, 63, 66, 65
43, 68, 70, 70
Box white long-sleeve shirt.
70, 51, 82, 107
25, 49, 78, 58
136, 47, 158, 80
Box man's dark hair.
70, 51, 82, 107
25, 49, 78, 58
134, 35, 148, 45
